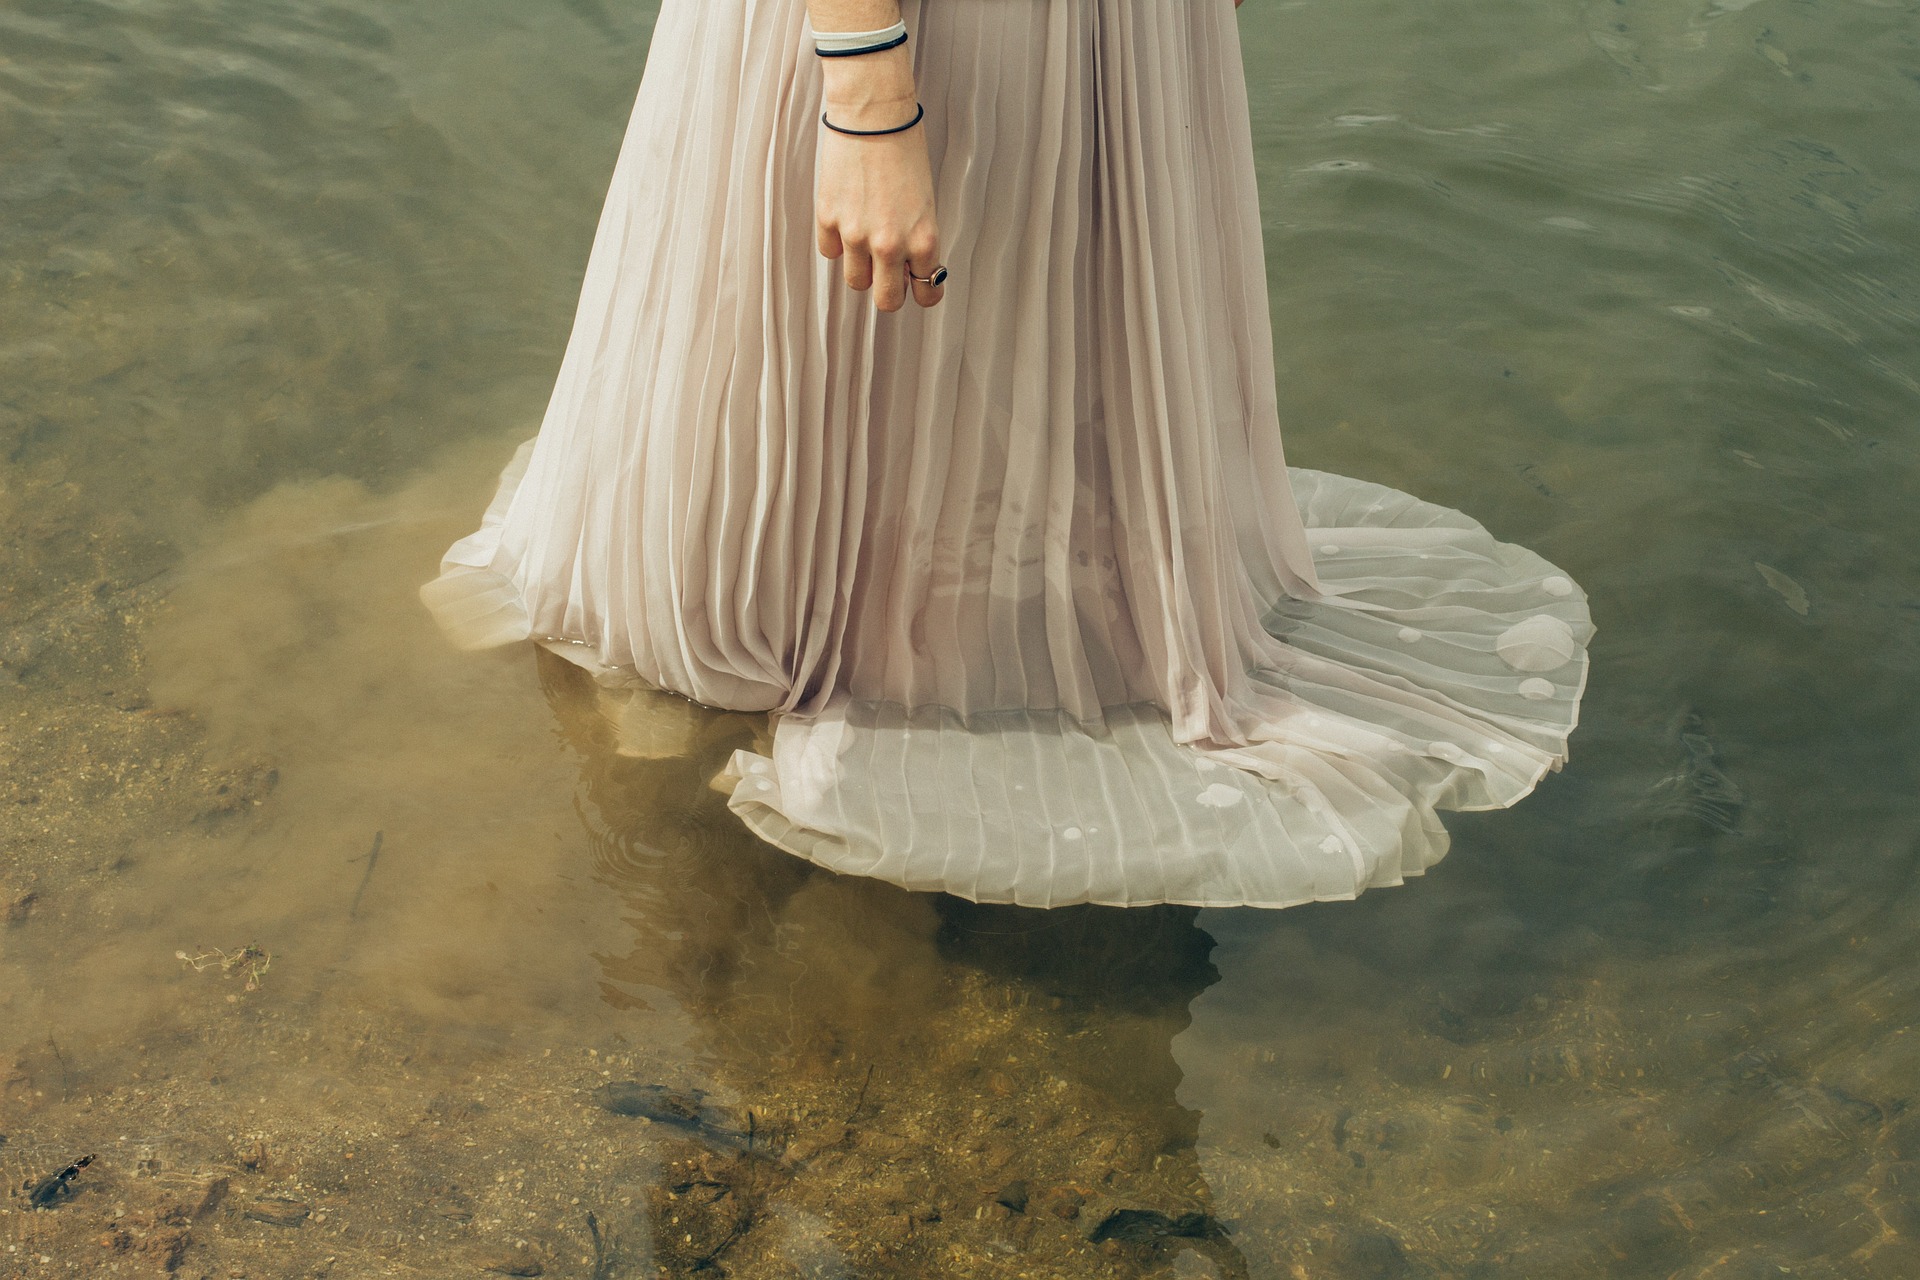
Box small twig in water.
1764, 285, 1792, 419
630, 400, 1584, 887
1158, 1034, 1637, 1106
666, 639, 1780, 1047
586, 1209, 615, 1280
846, 1063, 875, 1124
347, 830, 384, 919
46, 1037, 71, 1102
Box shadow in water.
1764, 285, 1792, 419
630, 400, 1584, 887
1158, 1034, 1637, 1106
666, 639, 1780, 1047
538, 648, 1253, 1277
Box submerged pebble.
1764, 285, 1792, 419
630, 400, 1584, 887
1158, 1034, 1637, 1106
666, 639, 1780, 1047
475, 1246, 546, 1277
242, 1195, 311, 1227
1087, 1207, 1227, 1244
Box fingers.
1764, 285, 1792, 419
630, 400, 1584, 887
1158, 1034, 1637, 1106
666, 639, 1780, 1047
841, 240, 874, 296
816, 219, 945, 313
906, 231, 945, 310
907, 274, 944, 309
870, 235, 908, 313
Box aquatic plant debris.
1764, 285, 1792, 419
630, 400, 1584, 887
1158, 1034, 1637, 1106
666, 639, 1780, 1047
592, 1082, 753, 1148
176, 943, 273, 992
1754, 562, 1809, 615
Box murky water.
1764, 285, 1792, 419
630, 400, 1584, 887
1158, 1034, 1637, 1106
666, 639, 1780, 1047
4, 0, 1918, 1275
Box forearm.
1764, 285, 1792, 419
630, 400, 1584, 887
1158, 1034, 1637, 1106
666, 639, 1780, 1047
806, 0, 902, 35
807, 1, 918, 130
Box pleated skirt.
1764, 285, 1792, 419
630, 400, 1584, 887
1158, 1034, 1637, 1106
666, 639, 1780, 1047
422, 0, 1595, 908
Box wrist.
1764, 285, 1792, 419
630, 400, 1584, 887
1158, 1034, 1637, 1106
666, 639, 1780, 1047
820, 44, 917, 123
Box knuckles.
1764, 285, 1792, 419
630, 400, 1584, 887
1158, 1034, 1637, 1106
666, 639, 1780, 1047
816, 203, 942, 307
819, 225, 933, 261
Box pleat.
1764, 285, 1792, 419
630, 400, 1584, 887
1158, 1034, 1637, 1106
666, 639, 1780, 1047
423, 0, 1595, 909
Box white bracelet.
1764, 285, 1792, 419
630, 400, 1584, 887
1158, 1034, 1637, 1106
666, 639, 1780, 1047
812, 20, 909, 57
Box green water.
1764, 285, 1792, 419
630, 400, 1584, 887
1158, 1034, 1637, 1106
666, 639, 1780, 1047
3, 1, 1917, 1276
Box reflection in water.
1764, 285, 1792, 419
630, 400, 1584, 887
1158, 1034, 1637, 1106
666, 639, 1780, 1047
552, 649, 1251, 1275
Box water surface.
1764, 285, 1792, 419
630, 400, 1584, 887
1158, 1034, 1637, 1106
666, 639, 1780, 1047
3, 0, 1918, 1276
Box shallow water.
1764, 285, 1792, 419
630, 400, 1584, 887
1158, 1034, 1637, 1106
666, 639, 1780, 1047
3, 0, 1918, 1276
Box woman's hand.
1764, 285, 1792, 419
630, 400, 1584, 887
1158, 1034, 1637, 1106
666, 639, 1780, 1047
814, 43, 944, 312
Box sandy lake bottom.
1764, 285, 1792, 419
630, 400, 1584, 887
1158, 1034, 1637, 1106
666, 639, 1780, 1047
5, 1, 1920, 1276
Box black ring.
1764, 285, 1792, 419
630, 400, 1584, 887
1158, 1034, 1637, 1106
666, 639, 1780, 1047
816, 32, 909, 58
821, 102, 925, 137
909, 265, 950, 288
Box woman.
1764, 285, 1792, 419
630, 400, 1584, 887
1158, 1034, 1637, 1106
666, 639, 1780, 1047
423, 0, 1593, 908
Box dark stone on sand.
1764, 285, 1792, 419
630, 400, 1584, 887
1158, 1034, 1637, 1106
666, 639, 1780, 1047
475, 1247, 546, 1276
993, 1179, 1029, 1213
1042, 1186, 1084, 1221
593, 1081, 715, 1128
1333, 1230, 1417, 1278
243, 1195, 310, 1227
1088, 1208, 1226, 1244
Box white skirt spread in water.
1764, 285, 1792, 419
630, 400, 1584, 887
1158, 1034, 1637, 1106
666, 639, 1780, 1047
421, 0, 1594, 909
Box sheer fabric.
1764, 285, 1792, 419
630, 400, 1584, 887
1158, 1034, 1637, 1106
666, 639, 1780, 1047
422, 0, 1594, 908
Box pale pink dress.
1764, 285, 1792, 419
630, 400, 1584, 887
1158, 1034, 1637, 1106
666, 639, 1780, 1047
422, 0, 1594, 908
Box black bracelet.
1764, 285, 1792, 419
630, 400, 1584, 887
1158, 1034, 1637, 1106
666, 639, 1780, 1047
816, 31, 909, 58
821, 102, 925, 137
